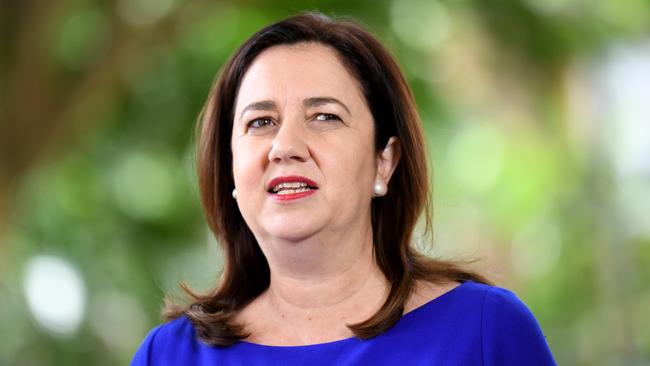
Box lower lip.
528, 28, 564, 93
268, 189, 317, 201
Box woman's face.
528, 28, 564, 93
231, 42, 396, 243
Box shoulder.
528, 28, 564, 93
131, 315, 198, 366
407, 280, 498, 313
479, 284, 538, 325
405, 280, 461, 313
392, 280, 555, 365
429, 279, 545, 323
477, 283, 545, 338
475, 282, 557, 366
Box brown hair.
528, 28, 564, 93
163, 12, 490, 346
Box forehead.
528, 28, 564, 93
235, 42, 366, 111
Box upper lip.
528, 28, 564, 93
267, 175, 319, 192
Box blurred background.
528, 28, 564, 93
1, 0, 649, 365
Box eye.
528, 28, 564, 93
314, 113, 341, 122
248, 117, 274, 129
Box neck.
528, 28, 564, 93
259, 221, 388, 313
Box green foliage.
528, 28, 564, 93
2, 1, 649, 365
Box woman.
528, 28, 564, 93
132, 12, 556, 365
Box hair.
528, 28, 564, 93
163, 12, 491, 346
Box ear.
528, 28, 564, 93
375, 136, 401, 185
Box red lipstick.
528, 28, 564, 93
267, 175, 318, 201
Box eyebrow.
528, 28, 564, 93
238, 96, 352, 120
239, 100, 278, 120
303, 97, 351, 116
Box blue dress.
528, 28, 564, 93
131, 280, 556, 365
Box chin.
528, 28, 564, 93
264, 223, 321, 243
269, 229, 318, 242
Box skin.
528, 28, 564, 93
230, 42, 457, 346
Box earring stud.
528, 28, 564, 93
373, 181, 387, 197
232, 189, 237, 199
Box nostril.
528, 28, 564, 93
268, 135, 310, 163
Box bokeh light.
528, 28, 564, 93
2, 1, 650, 365
22, 255, 86, 337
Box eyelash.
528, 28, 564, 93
314, 113, 341, 122
247, 113, 342, 129
248, 118, 274, 129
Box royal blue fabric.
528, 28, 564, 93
131, 280, 556, 365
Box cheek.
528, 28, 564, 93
321, 140, 376, 192
232, 142, 267, 188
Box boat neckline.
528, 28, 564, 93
236, 279, 474, 349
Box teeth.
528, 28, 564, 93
272, 182, 308, 193
276, 187, 311, 195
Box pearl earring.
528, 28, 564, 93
373, 181, 387, 197
232, 189, 237, 199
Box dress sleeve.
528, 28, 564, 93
481, 287, 557, 366
130, 324, 163, 366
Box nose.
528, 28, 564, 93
268, 119, 310, 164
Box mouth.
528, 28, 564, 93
266, 175, 319, 199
